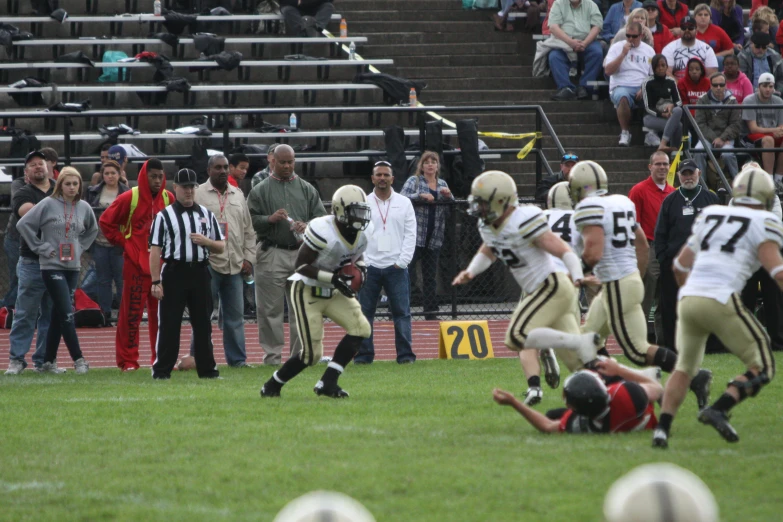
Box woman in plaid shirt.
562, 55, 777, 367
401, 151, 454, 320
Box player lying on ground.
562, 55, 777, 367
652, 167, 782, 448
494, 357, 662, 434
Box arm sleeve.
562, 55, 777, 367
303, 220, 329, 253
400, 176, 419, 199
78, 203, 99, 253
518, 208, 549, 241
764, 216, 783, 247
398, 199, 418, 268
12, 188, 36, 219
246, 188, 271, 237
670, 78, 682, 105
718, 27, 733, 52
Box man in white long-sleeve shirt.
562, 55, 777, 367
356, 161, 418, 364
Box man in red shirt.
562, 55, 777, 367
493, 358, 662, 434
628, 151, 674, 344
657, 0, 688, 37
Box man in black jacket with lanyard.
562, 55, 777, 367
654, 159, 719, 350
149, 169, 225, 380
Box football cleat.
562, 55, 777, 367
314, 380, 349, 398
698, 407, 739, 443
260, 382, 281, 398
523, 387, 542, 406
689, 369, 712, 410
651, 428, 669, 449
540, 349, 560, 389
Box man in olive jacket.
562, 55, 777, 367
693, 72, 741, 183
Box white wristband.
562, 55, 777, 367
467, 252, 493, 277
561, 251, 584, 281
769, 264, 783, 279
673, 257, 690, 273
317, 270, 333, 283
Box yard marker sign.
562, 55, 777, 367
438, 321, 494, 360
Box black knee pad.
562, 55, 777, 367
653, 346, 677, 373
729, 371, 770, 400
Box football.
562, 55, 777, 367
177, 355, 196, 371
338, 264, 365, 293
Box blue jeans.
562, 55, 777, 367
190, 268, 247, 366
3, 234, 20, 308
357, 265, 415, 363
92, 244, 124, 314
8, 258, 52, 368
42, 270, 82, 363
548, 41, 603, 91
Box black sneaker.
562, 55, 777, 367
314, 380, 349, 398
576, 86, 589, 100
260, 382, 281, 398
698, 407, 739, 443
690, 369, 712, 410
551, 87, 576, 101
651, 428, 669, 449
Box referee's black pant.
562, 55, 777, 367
742, 268, 783, 352
152, 261, 219, 378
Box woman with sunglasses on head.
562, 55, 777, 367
401, 151, 454, 321
17, 167, 98, 374
85, 160, 129, 325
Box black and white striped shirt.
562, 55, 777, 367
149, 201, 223, 262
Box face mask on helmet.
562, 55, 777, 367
341, 202, 371, 230
467, 195, 498, 224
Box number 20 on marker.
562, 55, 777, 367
438, 321, 494, 360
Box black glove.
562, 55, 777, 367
331, 272, 355, 298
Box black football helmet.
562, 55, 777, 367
563, 370, 610, 418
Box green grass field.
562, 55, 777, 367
1, 354, 781, 521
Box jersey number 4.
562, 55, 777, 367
611, 211, 636, 248
551, 214, 572, 243
701, 215, 750, 253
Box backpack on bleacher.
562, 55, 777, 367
254, 0, 285, 34
98, 51, 130, 83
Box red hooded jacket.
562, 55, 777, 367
99, 161, 175, 274
677, 57, 711, 115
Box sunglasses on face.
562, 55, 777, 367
562, 154, 579, 162
712, 82, 726, 87
626, 33, 640, 38
682, 25, 696, 30
644, 6, 657, 9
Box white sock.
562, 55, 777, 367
525, 327, 584, 351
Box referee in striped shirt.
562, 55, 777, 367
149, 168, 225, 379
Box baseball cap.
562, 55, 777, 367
759, 72, 776, 85
642, 0, 658, 9
24, 150, 47, 165
751, 31, 772, 48
679, 16, 696, 29
678, 159, 698, 173
174, 168, 199, 186
561, 153, 579, 163
107, 144, 127, 164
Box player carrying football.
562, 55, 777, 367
260, 185, 373, 399
453, 171, 599, 402
653, 168, 782, 448
523, 161, 713, 410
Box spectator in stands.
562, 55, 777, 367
40, 147, 60, 180
741, 72, 783, 180
547, 0, 604, 101
194, 154, 257, 368
662, 16, 719, 80
535, 152, 579, 203
91, 143, 113, 186
85, 160, 128, 325
611, 8, 655, 48
99, 158, 174, 372
629, 150, 673, 344
601, 0, 643, 47
642, 54, 684, 149
17, 168, 98, 375
723, 54, 754, 103
654, 159, 719, 350
643, 0, 675, 53
252, 144, 278, 188
657, 0, 689, 37
247, 144, 326, 365
739, 32, 783, 93
401, 152, 454, 321
107, 145, 129, 180
751, 7, 779, 50
677, 57, 711, 114
604, 22, 655, 146
493, 0, 524, 32
693, 3, 734, 67
2, 172, 29, 309
693, 72, 741, 180
710, 0, 744, 50
280, 0, 334, 37
4, 151, 55, 376
541, 0, 559, 35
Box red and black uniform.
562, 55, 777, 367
558, 382, 658, 433
99, 161, 174, 371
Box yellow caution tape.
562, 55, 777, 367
667, 135, 689, 186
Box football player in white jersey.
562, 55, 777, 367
652, 168, 783, 448
453, 171, 599, 396
522, 161, 712, 410
260, 185, 374, 399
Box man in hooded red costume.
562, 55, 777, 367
99, 158, 175, 371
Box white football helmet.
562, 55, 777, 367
467, 170, 518, 224
732, 167, 776, 210
568, 160, 608, 203
604, 463, 719, 522
274, 491, 376, 522
332, 185, 371, 230
546, 181, 573, 210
